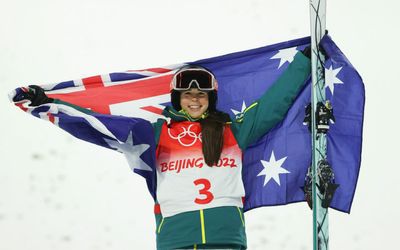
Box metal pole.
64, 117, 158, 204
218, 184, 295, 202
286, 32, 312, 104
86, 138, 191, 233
309, 0, 328, 249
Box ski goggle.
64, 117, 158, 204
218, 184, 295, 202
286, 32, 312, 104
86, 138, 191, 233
171, 68, 217, 91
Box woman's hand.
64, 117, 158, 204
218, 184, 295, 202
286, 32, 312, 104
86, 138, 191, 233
23, 85, 54, 106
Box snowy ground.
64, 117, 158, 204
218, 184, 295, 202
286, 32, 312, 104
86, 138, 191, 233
1, 0, 399, 249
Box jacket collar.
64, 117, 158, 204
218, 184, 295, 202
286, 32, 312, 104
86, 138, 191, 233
162, 106, 208, 122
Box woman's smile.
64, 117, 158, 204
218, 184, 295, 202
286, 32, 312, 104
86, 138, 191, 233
180, 89, 209, 118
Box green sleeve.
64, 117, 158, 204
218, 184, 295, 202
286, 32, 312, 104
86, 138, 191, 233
53, 99, 94, 114
152, 118, 166, 147
231, 52, 311, 150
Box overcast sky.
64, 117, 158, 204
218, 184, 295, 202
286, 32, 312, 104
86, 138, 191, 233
1, 0, 399, 249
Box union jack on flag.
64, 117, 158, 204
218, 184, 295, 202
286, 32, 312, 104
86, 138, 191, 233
33, 65, 185, 121
9, 35, 365, 213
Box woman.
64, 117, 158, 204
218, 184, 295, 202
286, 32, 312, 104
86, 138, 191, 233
23, 49, 310, 250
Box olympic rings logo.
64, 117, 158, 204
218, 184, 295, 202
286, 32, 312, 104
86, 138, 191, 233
167, 124, 202, 147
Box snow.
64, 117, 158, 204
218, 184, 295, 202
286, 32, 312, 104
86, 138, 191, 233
1, 0, 399, 249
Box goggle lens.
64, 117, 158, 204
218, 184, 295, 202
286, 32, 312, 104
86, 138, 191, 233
174, 70, 215, 90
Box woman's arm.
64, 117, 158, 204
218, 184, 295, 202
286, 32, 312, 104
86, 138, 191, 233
231, 51, 311, 150
15, 85, 156, 156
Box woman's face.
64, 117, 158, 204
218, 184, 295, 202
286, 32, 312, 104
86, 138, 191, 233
180, 88, 209, 118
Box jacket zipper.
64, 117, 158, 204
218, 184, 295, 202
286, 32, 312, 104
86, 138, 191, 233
157, 217, 165, 233
199, 209, 206, 244
237, 207, 245, 227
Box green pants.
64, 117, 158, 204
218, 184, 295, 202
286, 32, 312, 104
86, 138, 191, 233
156, 206, 247, 250
179, 243, 245, 249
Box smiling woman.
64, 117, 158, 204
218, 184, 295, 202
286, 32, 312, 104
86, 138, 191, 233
150, 58, 311, 249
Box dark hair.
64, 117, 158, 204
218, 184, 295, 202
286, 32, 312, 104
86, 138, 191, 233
200, 111, 231, 166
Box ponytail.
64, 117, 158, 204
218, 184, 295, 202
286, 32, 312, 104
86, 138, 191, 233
200, 111, 230, 166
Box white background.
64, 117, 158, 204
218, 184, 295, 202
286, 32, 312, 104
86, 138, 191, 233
1, 0, 399, 249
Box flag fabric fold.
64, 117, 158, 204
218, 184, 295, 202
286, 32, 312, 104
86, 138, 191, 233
9, 35, 364, 213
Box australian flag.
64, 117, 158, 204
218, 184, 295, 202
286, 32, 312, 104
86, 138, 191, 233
9, 35, 364, 213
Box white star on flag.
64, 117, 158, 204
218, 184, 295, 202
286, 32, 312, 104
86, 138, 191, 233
231, 101, 247, 119
104, 131, 152, 171
325, 65, 343, 95
257, 151, 290, 186
270, 47, 299, 68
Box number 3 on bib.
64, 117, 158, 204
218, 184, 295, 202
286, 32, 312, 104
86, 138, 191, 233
194, 178, 214, 204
